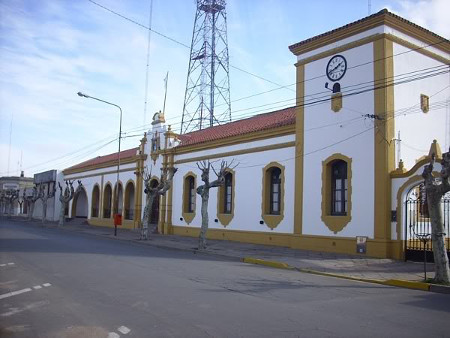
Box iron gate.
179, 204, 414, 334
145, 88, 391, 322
405, 187, 450, 262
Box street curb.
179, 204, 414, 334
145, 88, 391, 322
382, 279, 430, 291
296, 268, 383, 284
243, 257, 293, 270
429, 284, 450, 294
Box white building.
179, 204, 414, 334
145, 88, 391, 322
60, 9, 449, 260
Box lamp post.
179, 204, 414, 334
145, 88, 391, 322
77, 92, 122, 236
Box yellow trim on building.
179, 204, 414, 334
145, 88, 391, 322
289, 11, 450, 56
182, 171, 197, 224
373, 37, 395, 244
261, 162, 285, 229
166, 153, 175, 234
294, 64, 305, 235
174, 124, 295, 155
172, 226, 403, 259
63, 155, 141, 175
216, 168, 235, 227
175, 141, 295, 165
294, 33, 449, 67
91, 183, 100, 218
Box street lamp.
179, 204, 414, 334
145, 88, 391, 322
77, 91, 122, 236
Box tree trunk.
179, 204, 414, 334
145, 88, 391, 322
28, 202, 34, 221
8, 201, 13, 217
198, 189, 209, 250
427, 190, 450, 283
42, 199, 47, 224
59, 200, 66, 226
141, 193, 155, 239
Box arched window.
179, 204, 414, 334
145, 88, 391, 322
270, 167, 281, 215
113, 182, 123, 216
187, 176, 195, 213
331, 160, 347, 215
103, 184, 112, 218
182, 172, 196, 224
92, 185, 100, 218
224, 172, 233, 214
261, 163, 285, 229
321, 154, 352, 233
124, 182, 135, 220
217, 170, 235, 226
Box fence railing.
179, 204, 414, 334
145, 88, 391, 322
405, 196, 450, 262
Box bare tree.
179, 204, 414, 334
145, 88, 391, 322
18, 198, 24, 215
58, 180, 82, 226
40, 184, 56, 224
25, 186, 41, 221
0, 190, 5, 215
422, 149, 450, 284
6, 189, 20, 217
196, 160, 235, 250
141, 166, 178, 239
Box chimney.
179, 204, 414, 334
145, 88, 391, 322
20, 171, 24, 177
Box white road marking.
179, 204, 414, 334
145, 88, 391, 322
0, 263, 14, 267
108, 333, 120, 338
0, 283, 52, 300
0, 264, 5, 267
0, 288, 32, 300
118, 326, 131, 334
1, 300, 49, 317
7, 263, 14, 266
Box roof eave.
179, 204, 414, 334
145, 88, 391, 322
289, 10, 450, 57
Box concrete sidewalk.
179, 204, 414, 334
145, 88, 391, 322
10, 218, 450, 294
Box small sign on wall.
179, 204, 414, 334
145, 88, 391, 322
356, 236, 367, 254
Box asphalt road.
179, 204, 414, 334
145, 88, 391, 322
1, 219, 449, 338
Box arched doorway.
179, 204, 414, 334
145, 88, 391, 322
150, 179, 160, 223
113, 182, 123, 216
91, 185, 100, 218
103, 184, 112, 218
124, 181, 135, 220
405, 182, 450, 262
72, 188, 88, 218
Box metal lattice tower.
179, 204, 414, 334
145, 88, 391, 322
181, 0, 231, 134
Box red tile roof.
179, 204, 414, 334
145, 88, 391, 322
289, 9, 449, 53
65, 147, 138, 171
177, 106, 296, 148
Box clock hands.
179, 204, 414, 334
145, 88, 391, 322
328, 61, 343, 76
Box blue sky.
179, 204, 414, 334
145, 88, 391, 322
0, 0, 449, 177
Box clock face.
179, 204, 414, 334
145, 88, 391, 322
326, 55, 347, 81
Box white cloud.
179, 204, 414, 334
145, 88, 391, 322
386, 0, 450, 38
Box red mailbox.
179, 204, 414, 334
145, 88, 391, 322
114, 214, 122, 226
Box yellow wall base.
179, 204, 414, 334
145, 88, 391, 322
172, 225, 404, 260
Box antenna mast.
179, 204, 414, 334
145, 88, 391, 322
143, 0, 154, 128
180, 0, 231, 134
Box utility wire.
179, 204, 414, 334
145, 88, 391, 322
87, 0, 292, 92
86, 0, 449, 120
117, 64, 449, 135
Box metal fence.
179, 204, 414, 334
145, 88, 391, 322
405, 192, 450, 262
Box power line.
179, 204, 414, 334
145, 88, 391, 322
178, 84, 450, 170
118, 64, 449, 135
86, 0, 449, 122
86, 0, 292, 92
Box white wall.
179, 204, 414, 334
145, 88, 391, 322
172, 136, 296, 233
64, 166, 137, 220
302, 42, 376, 238
393, 43, 449, 169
